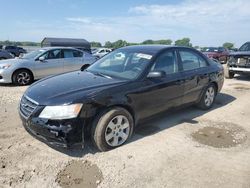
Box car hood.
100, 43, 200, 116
229, 51, 250, 56
25, 71, 127, 105
0, 58, 29, 65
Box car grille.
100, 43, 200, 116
20, 95, 38, 119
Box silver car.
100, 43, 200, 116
0, 47, 97, 85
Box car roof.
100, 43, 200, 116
118, 45, 193, 55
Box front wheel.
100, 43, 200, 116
12, 70, 33, 86
91, 107, 134, 151
197, 84, 217, 110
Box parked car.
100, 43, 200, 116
225, 42, 250, 78
92, 48, 112, 58
0, 49, 14, 60
19, 45, 224, 151
0, 47, 97, 85
202, 47, 229, 63
3, 46, 27, 57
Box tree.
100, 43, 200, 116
142, 40, 154, 45
104, 41, 113, 48
112, 40, 127, 49
90, 42, 102, 48
142, 39, 172, 45
223, 42, 234, 50
155, 39, 172, 45
175, 38, 192, 47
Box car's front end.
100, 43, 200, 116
227, 52, 250, 74
0, 61, 15, 83
19, 95, 85, 147
18, 69, 127, 148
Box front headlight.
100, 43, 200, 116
0, 64, 11, 69
39, 104, 83, 120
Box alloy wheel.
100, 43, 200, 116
204, 87, 215, 107
16, 72, 31, 85
105, 115, 130, 147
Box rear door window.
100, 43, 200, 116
179, 50, 208, 71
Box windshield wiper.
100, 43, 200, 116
91, 71, 112, 79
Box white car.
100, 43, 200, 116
93, 48, 112, 58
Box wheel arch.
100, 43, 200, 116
210, 81, 218, 94
12, 68, 34, 82
83, 103, 136, 137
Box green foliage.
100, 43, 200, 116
103, 39, 172, 49
142, 39, 172, 45
90, 41, 102, 48
0, 40, 40, 46
175, 38, 192, 47
223, 42, 234, 50
104, 41, 113, 48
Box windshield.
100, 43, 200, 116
239, 43, 250, 51
87, 49, 153, 80
22, 49, 46, 59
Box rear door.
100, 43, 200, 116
178, 49, 210, 104
34, 49, 64, 78
62, 49, 84, 72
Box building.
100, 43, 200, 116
41, 37, 91, 52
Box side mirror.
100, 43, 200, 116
147, 71, 166, 78
81, 64, 90, 71
38, 56, 45, 62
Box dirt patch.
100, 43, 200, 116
229, 83, 250, 91
56, 160, 103, 188
192, 122, 247, 148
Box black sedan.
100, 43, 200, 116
19, 45, 224, 151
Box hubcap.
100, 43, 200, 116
105, 115, 130, 147
17, 72, 31, 85
205, 87, 215, 107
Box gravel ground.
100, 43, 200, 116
1, 75, 250, 188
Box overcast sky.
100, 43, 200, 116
0, 0, 249, 47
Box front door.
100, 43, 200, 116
35, 49, 64, 79
132, 50, 185, 119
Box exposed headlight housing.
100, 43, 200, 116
39, 104, 83, 120
0, 64, 11, 69
228, 56, 236, 65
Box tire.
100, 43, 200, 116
197, 84, 217, 110
91, 107, 134, 151
12, 69, 33, 86
224, 65, 234, 79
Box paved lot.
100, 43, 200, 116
0, 76, 250, 188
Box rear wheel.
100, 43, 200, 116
91, 107, 134, 151
12, 70, 33, 86
197, 84, 217, 110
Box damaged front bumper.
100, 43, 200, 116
19, 107, 84, 148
